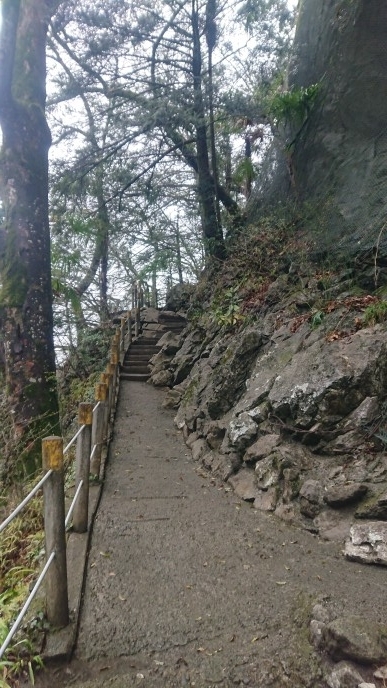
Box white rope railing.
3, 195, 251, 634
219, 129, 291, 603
0, 552, 56, 660
63, 424, 85, 455
65, 480, 83, 528
0, 310, 131, 659
0, 470, 53, 535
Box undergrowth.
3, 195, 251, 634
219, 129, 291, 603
0, 494, 45, 687
0, 323, 115, 686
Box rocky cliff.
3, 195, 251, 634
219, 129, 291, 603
248, 0, 387, 261
150, 233, 387, 561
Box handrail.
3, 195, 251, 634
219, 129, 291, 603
65, 480, 83, 528
63, 424, 85, 455
0, 470, 53, 535
0, 552, 56, 660
0, 309, 135, 662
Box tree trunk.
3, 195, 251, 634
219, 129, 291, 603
0, 0, 60, 475
191, 0, 225, 261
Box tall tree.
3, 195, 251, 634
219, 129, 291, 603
0, 0, 61, 474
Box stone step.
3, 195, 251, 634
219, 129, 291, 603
120, 372, 149, 382
125, 346, 160, 355
121, 364, 149, 374
124, 354, 158, 363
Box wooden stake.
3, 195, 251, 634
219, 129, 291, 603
42, 436, 69, 627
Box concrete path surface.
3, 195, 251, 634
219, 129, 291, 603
32, 381, 387, 687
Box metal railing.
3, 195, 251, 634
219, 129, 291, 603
0, 310, 137, 661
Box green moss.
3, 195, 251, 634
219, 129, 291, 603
182, 377, 199, 406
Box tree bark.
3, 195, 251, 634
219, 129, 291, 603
191, 0, 225, 261
0, 0, 60, 474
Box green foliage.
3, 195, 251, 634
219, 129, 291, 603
310, 310, 324, 329
269, 83, 320, 129
232, 158, 257, 187
0, 494, 45, 687
363, 300, 387, 326
211, 287, 245, 328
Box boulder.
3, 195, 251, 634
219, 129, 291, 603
164, 283, 195, 311
191, 439, 208, 463
322, 616, 387, 664
323, 482, 368, 507
228, 413, 258, 452
162, 389, 182, 409
299, 479, 323, 518
228, 468, 260, 501
325, 661, 364, 688
255, 455, 282, 490
151, 370, 173, 387
344, 521, 387, 566
253, 487, 278, 511
268, 329, 387, 430
355, 490, 387, 520
243, 434, 280, 463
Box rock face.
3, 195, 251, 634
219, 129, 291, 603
151, 266, 387, 546
249, 1, 387, 261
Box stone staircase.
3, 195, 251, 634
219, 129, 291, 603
120, 309, 186, 382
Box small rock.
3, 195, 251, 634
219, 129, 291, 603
255, 455, 281, 489
355, 490, 387, 520
247, 402, 269, 423
228, 413, 258, 451
300, 479, 322, 503
191, 439, 208, 463
243, 434, 280, 463
344, 521, 387, 566
253, 488, 278, 511
309, 619, 326, 650
151, 369, 173, 387
312, 603, 330, 624
299, 479, 322, 518
374, 665, 387, 679
342, 396, 379, 431
282, 467, 300, 502
228, 468, 260, 502
323, 616, 387, 664
185, 432, 199, 448
314, 510, 353, 542
324, 482, 368, 507
274, 503, 296, 522
325, 660, 363, 688
162, 389, 182, 409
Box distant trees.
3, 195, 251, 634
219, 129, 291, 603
0, 0, 61, 474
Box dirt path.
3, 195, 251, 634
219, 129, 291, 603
32, 381, 387, 687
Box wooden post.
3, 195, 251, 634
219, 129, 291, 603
101, 372, 111, 435
42, 436, 69, 628
110, 348, 119, 408
120, 316, 125, 358
90, 383, 107, 477
127, 310, 132, 346
73, 403, 93, 533
105, 370, 114, 423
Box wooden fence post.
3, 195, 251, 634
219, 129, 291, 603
90, 383, 107, 477
73, 403, 93, 533
127, 311, 132, 346
101, 372, 112, 435
42, 436, 69, 628
120, 316, 126, 362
